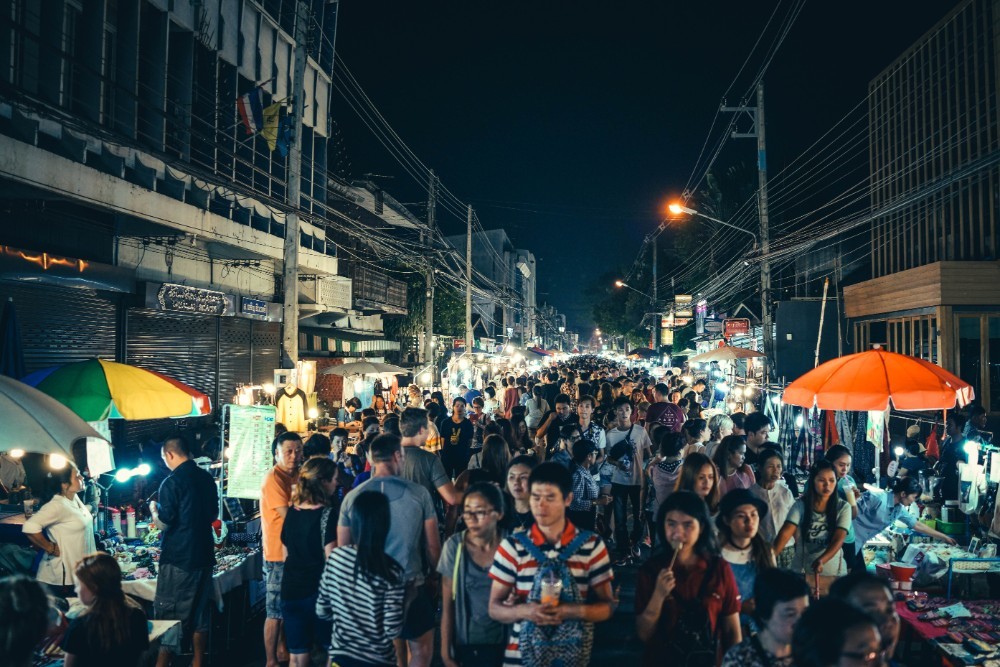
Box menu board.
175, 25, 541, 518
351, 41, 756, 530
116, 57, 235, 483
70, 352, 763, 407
226, 404, 277, 500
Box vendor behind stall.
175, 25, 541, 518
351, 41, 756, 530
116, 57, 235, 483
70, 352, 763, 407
851, 476, 956, 572
22, 462, 95, 596
934, 413, 968, 502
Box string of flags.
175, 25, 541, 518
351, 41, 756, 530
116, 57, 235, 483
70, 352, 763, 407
236, 84, 292, 157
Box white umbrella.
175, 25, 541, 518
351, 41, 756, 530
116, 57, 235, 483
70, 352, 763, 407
688, 346, 767, 363
0, 375, 106, 459
321, 360, 409, 377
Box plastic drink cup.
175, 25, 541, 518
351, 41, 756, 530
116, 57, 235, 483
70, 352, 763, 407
540, 574, 562, 607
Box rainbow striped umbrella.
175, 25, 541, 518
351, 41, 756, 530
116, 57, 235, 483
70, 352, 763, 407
21, 359, 211, 421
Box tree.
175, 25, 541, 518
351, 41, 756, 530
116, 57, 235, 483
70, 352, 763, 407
382, 272, 467, 342
584, 269, 652, 348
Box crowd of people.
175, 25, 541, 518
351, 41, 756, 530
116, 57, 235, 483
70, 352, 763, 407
0, 354, 979, 667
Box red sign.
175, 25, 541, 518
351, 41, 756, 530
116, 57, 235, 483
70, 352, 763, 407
723, 318, 751, 338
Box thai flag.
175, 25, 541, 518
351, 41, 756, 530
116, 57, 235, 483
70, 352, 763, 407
236, 86, 265, 136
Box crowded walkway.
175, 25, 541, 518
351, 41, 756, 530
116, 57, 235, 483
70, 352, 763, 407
4, 351, 997, 667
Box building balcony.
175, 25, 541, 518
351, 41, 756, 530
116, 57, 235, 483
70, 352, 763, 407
338, 262, 408, 315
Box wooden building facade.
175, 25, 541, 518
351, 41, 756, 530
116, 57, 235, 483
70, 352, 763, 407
845, 0, 1000, 412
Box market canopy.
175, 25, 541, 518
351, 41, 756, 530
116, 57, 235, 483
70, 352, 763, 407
688, 346, 766, 363
627, 348, 658, 359
21, 359, 212, 421
782, 348, 975, 411
0, 374, 107, 458
321, 360, 408, 377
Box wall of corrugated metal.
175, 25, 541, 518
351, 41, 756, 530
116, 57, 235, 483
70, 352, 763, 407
0, 281, 119, 373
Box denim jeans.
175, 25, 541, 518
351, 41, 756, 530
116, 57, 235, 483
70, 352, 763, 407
611, 483, 642, 552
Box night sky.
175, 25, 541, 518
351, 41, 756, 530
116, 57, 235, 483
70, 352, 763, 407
332, 0, 959, 331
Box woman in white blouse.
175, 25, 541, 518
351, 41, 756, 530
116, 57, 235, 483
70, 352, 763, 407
22, 463, 96, 594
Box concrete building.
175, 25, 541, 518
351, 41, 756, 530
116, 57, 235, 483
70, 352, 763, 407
445, 228, 538, 346
844, 0, 1000, 411
0, 0, 407, 442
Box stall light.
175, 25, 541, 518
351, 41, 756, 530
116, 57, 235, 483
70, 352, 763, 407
224, 446, 233, 459
733, 387, 744, 399
769, 393, 782, 406
726, 401, 737, 412
894, 446, 906, 458
420, 372, 432, 384
717, 382, 730, 395
114, 463, 152, 483
513, 354, 524, 363
682, 374, 694, 385
353, 378, 364, 393
307, 407, 319, 420
458, 358, 470, 370
262, 383, 276, 395
795, 414, 805, 429
963, 440, 979, 460
49, 454, 68, 470
476, 354, 485, 362
8, 448, 25, 458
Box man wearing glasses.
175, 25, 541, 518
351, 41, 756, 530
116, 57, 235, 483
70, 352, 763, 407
830, 573, 900, 666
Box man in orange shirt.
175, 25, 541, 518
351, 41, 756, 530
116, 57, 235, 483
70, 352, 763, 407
261, 432, 303, 667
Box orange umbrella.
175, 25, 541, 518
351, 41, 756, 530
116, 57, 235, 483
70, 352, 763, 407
782, 348, 974, 411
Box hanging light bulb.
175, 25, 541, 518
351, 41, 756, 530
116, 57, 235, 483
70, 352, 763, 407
733, 387, 744, 399
49, 454, 68, 470
420, 372, 432, 384
353, 378, 364, 393
458, 357, 470, 370
8, 448, 25, 458
795, 414, 805, 428
308, 407, 319, 419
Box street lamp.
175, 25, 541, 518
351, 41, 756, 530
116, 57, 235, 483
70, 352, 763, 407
667, 203, 758, 246
614, 280, 655, 302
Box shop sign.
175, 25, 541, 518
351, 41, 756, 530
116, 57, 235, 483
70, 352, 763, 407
723, 318, 751, 338
703, 320, 724, 334
479, 337, 495, 352
675, 294, 693, 304
672, 318, 691, 327
454, 338, 465, 349
241, 297, 268, 318
153, 283, 234, 315
675, 309, 693, 318
660, 328, 673, 346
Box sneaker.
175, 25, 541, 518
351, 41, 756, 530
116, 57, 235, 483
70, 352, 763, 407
614, 554, 633, 568
631, 543, 642, 558
641, 535, 652, 548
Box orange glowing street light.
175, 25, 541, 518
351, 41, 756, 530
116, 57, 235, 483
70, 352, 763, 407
666, 201, 758, 246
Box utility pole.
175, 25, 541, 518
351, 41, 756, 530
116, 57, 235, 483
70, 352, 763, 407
721, 80, 773, 373
465, 205, 473, 353
756, 81, 774, 371
281, 1, 309, 367
424, 170, 437, 379
652, 235, 658, 351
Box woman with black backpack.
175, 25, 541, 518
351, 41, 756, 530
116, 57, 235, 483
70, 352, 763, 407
636, 491, 742, 667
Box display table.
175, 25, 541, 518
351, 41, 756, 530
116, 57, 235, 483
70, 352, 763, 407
0, 510, 32, 546
897, 598, 1000, 666
121, 548, 262, 612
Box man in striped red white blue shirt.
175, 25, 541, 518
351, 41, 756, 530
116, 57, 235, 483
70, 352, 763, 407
488, 462, 615, 666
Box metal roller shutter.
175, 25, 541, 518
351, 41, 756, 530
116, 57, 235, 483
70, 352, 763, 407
122, 309, 218, 447
0, 281, 119, 373
219, 317, 252, 403
251, 321, 280, 385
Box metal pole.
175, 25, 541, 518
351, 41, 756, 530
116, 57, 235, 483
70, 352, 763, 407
815, 277, 830, 368
281, 1, 309, 366
756, 81, 774, 371
465, 205, 474, 353
652, 235, 658, 351
424, 170, 437, 380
